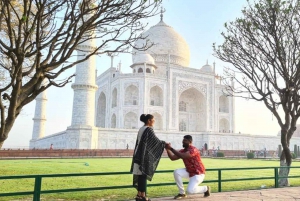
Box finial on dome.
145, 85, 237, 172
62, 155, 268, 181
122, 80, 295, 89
213, 61, 216, 72
206, 59, 208, 65
160, 7, 166, 22
118, 60, 122, 68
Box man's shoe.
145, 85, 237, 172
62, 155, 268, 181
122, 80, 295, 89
204, 186, 211, 197
174, 193, 187, 199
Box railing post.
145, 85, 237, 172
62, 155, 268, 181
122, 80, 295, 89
33, 176, 42, 201
218, 169, 222, 192
274, 167, 278, 188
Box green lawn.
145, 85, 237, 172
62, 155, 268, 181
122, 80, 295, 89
1, 158, 300, 200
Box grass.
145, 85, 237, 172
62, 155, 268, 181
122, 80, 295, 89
0, 158, 300, 200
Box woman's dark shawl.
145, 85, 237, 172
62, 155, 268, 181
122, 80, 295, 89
130, 127, 165, 188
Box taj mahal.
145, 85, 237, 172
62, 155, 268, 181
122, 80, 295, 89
29, 14, 300, 151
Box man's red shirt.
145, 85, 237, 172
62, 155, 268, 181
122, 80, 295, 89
179, 145, 205, 177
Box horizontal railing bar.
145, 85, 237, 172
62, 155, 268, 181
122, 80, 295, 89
0, 191, 34, 197
206, 166, 300, 171
148, 182, 177, 187
0, 175, 37, 179
221, 177, 274, 182
1, 166, 300, 179
41, 185, 133, 194
278, 175, 300, 179
286, 175, 300, 178
0, 172, 131, 180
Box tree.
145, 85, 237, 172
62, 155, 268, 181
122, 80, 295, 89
213, 0, 300, 186
0, 0, 162, 149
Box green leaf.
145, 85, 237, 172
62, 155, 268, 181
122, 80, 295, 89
21, 15, 27, 22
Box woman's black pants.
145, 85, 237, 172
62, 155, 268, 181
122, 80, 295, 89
137, 175, 147, 192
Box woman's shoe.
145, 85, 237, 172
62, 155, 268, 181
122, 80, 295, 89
141, 196, 151, 201
135, 195, 141, 201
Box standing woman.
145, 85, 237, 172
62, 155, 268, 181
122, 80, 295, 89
130, 114, 166, 201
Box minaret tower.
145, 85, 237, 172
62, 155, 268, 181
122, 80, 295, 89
70, 38, 98, 126
31, 90, 47, 140
67, 2, 99, 149
70, 1, 98, 126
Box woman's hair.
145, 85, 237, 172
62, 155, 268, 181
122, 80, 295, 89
140, 114, 154, 124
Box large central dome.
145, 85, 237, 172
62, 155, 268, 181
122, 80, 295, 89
133, 20, 190, 67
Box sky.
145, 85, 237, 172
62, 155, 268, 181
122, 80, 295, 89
3, 0, 281, 148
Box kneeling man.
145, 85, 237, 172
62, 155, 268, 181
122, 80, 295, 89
165, 135, 210, 199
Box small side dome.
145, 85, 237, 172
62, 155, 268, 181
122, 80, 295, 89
200, 63, 213, 73
133, 53, 155, 65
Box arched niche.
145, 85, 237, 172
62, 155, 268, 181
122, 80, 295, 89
124, 112, 138, 129
178, 88, 206, 131
219, 118, 230, 133
150, 86, 163, 106
112, 88, 117, 108
125, 85, 138, 105
219, 95, 229, 113
153, 112, 163, 130
111, 114, 116, 128
96, 92, 106, 127
179, 121, 186, 131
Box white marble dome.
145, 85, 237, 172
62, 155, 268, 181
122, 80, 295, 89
133, 53, 155, 65
200, 64, 213, 73
133, 20, 190, 67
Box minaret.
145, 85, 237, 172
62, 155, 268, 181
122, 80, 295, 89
67, 3, 99, 149
70, 36, 98, 126
231, 75, 235, 133
32, 90, 47, 140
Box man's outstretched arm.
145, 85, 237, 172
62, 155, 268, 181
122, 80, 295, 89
170, 147, 191, 159
165, 144, 191, 160
166, 148, 180, 161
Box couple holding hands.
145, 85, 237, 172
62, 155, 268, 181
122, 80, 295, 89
130, 114, 210, 201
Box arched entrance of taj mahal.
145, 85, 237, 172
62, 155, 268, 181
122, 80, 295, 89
178, 88, 206, 132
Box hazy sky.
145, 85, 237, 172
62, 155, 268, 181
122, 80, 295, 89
3, 0, 281, 148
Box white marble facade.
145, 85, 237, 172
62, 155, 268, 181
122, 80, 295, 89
29, 17, 300, 151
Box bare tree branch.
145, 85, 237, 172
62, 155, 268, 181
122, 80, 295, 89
214, 0, 300, 170
0, 0, 162, 147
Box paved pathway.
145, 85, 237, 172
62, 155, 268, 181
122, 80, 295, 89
149, 187, 300, 201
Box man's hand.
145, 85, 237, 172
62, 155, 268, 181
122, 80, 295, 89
166, 144, 180, 161
165, 143, 172, 150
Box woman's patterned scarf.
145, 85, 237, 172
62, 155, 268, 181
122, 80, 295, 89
130, 127, 165, 188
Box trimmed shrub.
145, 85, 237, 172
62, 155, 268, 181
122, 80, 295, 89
247, 152, 255, 159
216, 152, 224, 157
291, 153, 297, 159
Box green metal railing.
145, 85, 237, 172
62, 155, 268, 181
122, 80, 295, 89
0, 166, 300, 201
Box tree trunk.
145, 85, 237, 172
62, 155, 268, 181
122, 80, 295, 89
278, 126, 294, 187
0, 141, 3, 149
0, 114, 17, 150
279, 159, 290, 186
278, 148, 291, 187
